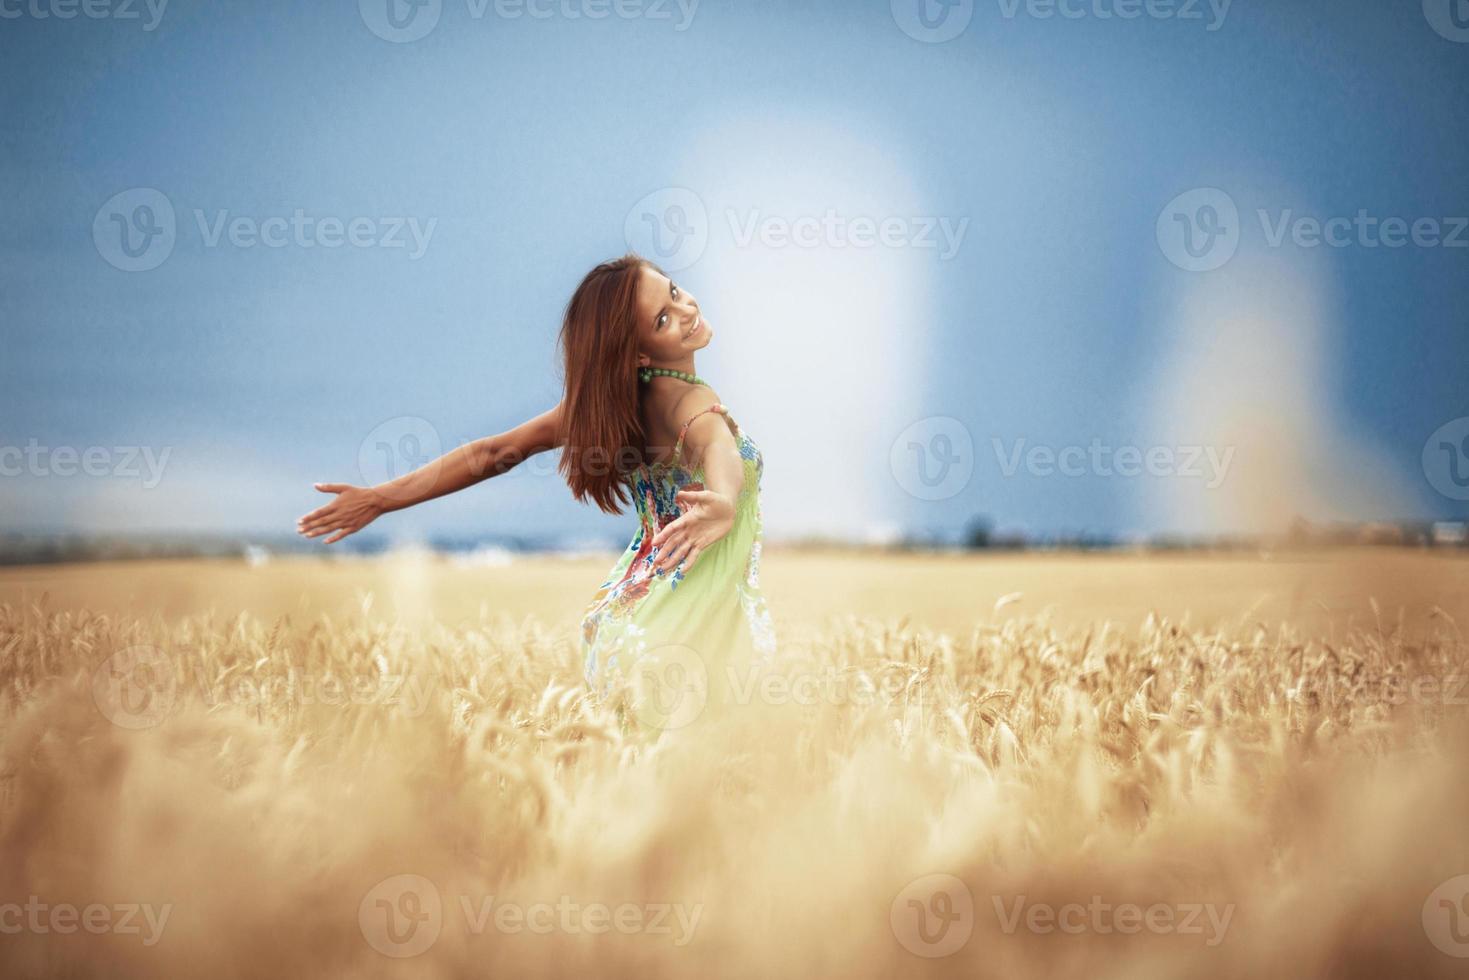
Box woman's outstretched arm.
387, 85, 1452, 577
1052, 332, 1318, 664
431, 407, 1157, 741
297, 402, 563, 544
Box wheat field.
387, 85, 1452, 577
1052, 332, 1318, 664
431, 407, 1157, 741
1, 549, 1468, 978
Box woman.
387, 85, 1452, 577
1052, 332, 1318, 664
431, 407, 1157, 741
296, 253, 776, 704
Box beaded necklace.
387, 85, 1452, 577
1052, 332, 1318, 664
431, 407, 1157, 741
638, 366, 708, 385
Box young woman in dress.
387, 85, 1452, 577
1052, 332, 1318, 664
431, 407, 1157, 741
296, 253, 776, 703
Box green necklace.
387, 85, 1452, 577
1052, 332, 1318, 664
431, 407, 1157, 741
639, 365, 707, 385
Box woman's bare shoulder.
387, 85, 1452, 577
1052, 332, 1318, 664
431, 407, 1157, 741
668, 385, 723, 429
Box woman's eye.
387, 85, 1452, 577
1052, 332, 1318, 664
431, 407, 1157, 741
671, 285, 679, 298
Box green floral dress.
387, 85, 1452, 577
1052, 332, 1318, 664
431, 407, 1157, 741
579, 403, 777, 691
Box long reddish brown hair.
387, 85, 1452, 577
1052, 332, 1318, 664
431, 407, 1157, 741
556, 253, 661, 515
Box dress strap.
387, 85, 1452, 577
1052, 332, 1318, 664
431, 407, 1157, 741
672, 403, 729, 464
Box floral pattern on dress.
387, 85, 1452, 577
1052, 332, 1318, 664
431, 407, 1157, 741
580, 403, 777, 687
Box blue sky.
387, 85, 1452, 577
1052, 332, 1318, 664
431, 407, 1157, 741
2, 0, 1466, 546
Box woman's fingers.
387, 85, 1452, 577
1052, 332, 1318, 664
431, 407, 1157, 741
299, 484, 349, 529
680, 545, 702, 574
303, 513, 355, 537
300, 500, 340, 521
298, 492, 350, 532
651, 489, 731, 572
655, 526, 697, 571
651, 516, 687, 550
297, 512, 338, 535
659, 538, 694, 572
298, 484, 373, 540
652, 534, 682, 572
668, 530, 710, 572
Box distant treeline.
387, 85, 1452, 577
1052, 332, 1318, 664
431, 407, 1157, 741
0, 517, 1464, 567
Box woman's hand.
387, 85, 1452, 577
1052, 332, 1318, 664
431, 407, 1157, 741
296, 483, 386, 544
650, 488, 735, 576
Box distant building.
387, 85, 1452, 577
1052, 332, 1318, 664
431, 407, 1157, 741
1433, 522, 1467, 546
1358, 522, 1405, 546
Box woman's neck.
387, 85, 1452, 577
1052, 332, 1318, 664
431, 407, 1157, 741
648, 355, 696, 375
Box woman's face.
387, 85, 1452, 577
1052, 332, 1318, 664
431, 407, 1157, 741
632, 265, 712, 367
